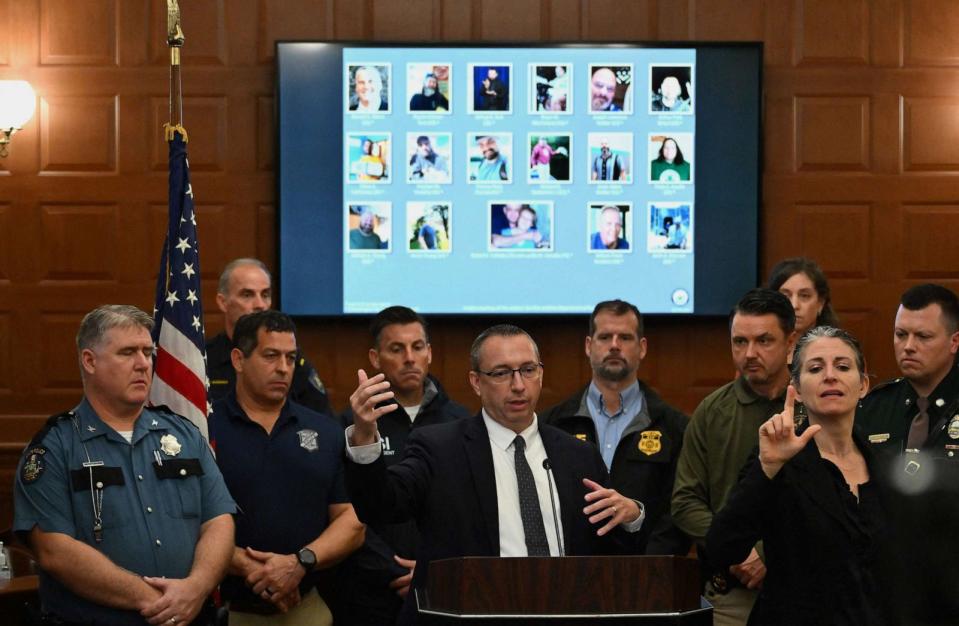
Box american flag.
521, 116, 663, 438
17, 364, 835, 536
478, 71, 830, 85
150, 128, 209, 439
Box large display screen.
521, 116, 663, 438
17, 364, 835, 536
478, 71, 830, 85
277, 43, 761, 316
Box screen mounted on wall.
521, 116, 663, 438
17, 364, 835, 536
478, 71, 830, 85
276, 42, 761, 316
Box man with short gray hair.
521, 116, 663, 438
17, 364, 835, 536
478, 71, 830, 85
14, 304, 236, 625
206, 258, 331, 416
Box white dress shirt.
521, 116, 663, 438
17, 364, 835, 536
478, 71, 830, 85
344, 412, 643, 558
482, 411, 565, 557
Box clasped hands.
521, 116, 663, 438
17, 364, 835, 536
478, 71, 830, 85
239, 547, 305, 613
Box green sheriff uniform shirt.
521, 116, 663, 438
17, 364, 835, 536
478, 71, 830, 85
14, 399, 237, 626
672, 376, 786, 541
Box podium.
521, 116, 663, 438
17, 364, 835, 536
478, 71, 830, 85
415, 556, 711, 625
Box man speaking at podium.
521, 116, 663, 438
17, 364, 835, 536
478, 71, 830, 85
344, 324, 644, 624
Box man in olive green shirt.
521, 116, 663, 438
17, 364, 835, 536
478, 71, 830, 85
672, 289, 796, 626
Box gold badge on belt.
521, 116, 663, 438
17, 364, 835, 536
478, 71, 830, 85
638, 430, 662, 456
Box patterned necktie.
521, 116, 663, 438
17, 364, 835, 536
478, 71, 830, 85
513, 435, 550, 556
907, 396, 930, 449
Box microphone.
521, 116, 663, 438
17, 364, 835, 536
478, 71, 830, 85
542, 458, 565, 556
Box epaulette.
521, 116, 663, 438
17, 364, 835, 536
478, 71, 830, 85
148, 404, 203, 433
864, 377, 904, 398
27, 410, 74, 448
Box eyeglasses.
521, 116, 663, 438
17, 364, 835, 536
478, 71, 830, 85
476, 363, 544, 384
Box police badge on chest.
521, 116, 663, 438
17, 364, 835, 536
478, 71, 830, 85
298, 429, 319, 452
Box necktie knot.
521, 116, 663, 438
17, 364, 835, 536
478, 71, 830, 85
513, 435, 526, 452
917, 396, 930, 413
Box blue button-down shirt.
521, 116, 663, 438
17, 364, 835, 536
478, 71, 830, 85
14, 398, 236, 625
585, 380, 645, 469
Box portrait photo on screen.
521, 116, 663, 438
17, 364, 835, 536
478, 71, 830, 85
588, 132, 632, 184
468, 132, 512, 183
469, 64, 511, 113
588, 64, 632, 114
346, 132, 391, 184
529, 63, 572, 114
346, 64, 390, 113
407, 202, 452, 252
649, 64, 693, 114
588, 202, 633, 253
407, 132, 452, 184
407, 62, 451, 113
489, 201, 553, 252
647, 201, 692, 253
347, 202, 392, 252
527, 133, 571, 184
648, 133, 693, 184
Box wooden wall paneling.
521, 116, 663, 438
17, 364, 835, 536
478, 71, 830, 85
39, 0, 117, 66
331, 0, 371, 40
689, 0, 765, 41
904, 0, 959, 66
39, 203, 120, 283
902, 97, 959, 171
654, 0, 690, 41
795, 95, 871, 172
256, 204, 276, 263
547, 0, 582, 41
901, 204, 959, 280
582, 0, 656, 41
39, 96, 119, 174
870, 0, 902, 68
256, 96, 274, 171
0, 0, 10, 66
793, 0, 869, 66
371, 0, 437, 41
258, 0, 331, 63
762, 0, 794, 67
478, 0, 544, 41
439, 0, 474, 41
763, 96, 796, 173
0, 313, 11, 395
795, 203, 871, 280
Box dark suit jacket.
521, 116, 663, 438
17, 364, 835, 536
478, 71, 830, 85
705, 431, 893, 626
345, 413, 637, 623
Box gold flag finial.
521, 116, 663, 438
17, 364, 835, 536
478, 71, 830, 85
167, 0, 184, 47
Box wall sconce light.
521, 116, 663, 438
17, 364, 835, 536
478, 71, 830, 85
0, 80, 36, 158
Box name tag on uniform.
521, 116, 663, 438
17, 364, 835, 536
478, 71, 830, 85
868, 433, 890, 444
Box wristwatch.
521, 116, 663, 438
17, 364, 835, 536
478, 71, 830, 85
296, 547, 317, 572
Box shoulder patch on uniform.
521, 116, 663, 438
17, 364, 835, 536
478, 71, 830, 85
21, 447, 48, 483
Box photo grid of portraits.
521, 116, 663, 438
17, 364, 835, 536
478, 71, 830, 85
342, 54, 694, 260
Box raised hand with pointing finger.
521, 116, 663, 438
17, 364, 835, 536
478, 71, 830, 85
758, 384, 821, 479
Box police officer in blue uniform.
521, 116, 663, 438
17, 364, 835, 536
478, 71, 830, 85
206, 259, 331, 416
208, 311, 364, 626
14, 305, 236, 626
856, 284, 959, 622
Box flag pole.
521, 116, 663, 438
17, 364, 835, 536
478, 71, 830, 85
151, 1, 210, 438
165, 1, 187, 142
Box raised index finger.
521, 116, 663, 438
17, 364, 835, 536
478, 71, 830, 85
783, 384, 797, 425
